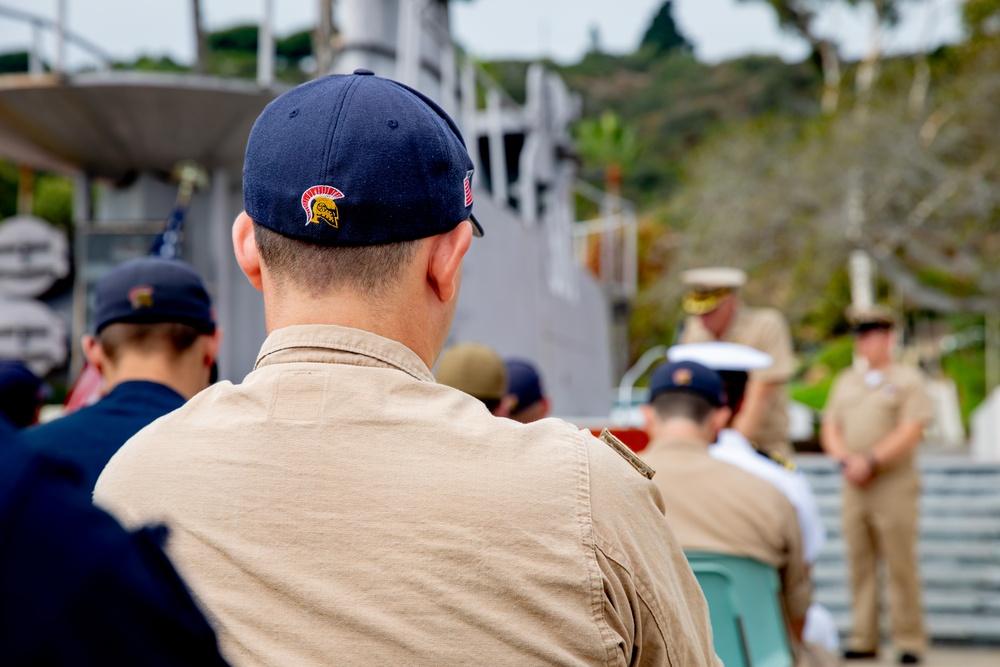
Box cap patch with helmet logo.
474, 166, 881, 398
302, 185, 345, 228
128, 286, 154, 310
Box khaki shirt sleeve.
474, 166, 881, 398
776, 496, 811, 624
584, 433, 720, 667
822, 371, 848, 424
899, 370, 934, 425
748, 310, 796, 384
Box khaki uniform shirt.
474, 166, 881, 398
824, 363, 933, 474
95, 325, 718, 667
681, 305, 795, 450
640, 437, 811, 624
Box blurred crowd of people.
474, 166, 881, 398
0, 69, 933, 666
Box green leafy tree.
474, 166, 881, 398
575, 111, 639, 196
964, 0, 1000, 38
738, 1, 920, 113
0, 52, 30, 74
641, 1, 691, 55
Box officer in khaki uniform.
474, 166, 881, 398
639, 360, 835, 667
94, 71, 719, 666
821, 305, 932, 664
679, 267, 797, 457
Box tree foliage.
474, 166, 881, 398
640, 1, 691, 55
643, 37, 1000, 346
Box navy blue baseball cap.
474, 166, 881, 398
243, 69, 483, 246
0, 360, 44, 428
506, 359, 544, 411
648, 360, 725, 407
93, 257, 215, 334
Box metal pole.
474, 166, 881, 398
69, 173, 91, 378
192, 0, 208, 75
209, 168, 233, 381
460, 59, 481, 174
849, 249, 874, 308
55, 0, 66, 75
315, 0, 334, 76
257, 0, 275, 88
486, 87, 507, 206
16, 166, 33, 216
29, 20, 43, 75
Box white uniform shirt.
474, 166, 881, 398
709, 429, 826, 564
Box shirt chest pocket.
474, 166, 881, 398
867, 383, 902, 420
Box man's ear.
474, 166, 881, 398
81, 334, 105, 373
203, 328, 223, 367
232, 212, 264, 292
709, 406, 733, 438
640, 404, 657, 435
427, 220, 473, 303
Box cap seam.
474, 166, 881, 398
323, 75, 364, 194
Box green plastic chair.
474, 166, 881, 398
686, 552, 794, 667
687, 562, 752, 667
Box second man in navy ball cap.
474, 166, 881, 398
94, 71, 719, 665
19, 257, 221, 492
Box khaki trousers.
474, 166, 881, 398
841, 467, 925, 654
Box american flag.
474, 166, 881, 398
464, 170, 474, 207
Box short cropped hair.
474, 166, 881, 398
97, 322, 204, 363
649, 390, 716, 425
253, 222, 421, 301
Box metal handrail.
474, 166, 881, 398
0, 4, 114, 72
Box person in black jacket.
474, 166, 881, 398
0, 443, 228, 666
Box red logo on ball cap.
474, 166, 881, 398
672, 368, 693, 386
302, 185, 345, 228
128, 286, 154, 310
463, 170, 474, 207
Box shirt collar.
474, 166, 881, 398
646, 436, 710, 456
254, 324, 435, 383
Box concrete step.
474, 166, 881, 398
815, 516, 1000, 539
816, 539, 1000, 564
816, 495, 1000, 517
804, 474, 1000, 495
826, 610, 1000, 642
814, 563, 1000, 589
815, 588, 1000, 614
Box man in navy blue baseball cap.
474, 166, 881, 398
640, 358, 829, 663
0, 360, 44, 430
647, 359, 726, 408
93, 71, 721, 665
505, 358, 550, 423
19, 257, 221, 491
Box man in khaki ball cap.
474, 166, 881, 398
679, 267, 797, 457
435, 342, 516, 417
821, 305, 931, 664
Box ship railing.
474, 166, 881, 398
0, 4, 113, 76
572, 179, 638, 301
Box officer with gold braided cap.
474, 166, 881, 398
679, 267, 797, 457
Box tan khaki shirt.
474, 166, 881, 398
640, 437, 811, 623
95, 324, 718, 667
681, 305, 795, 451
824, 363, 932, 473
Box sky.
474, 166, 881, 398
0, 0, 965, 69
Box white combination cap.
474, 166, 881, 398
667, 342, 772, 372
